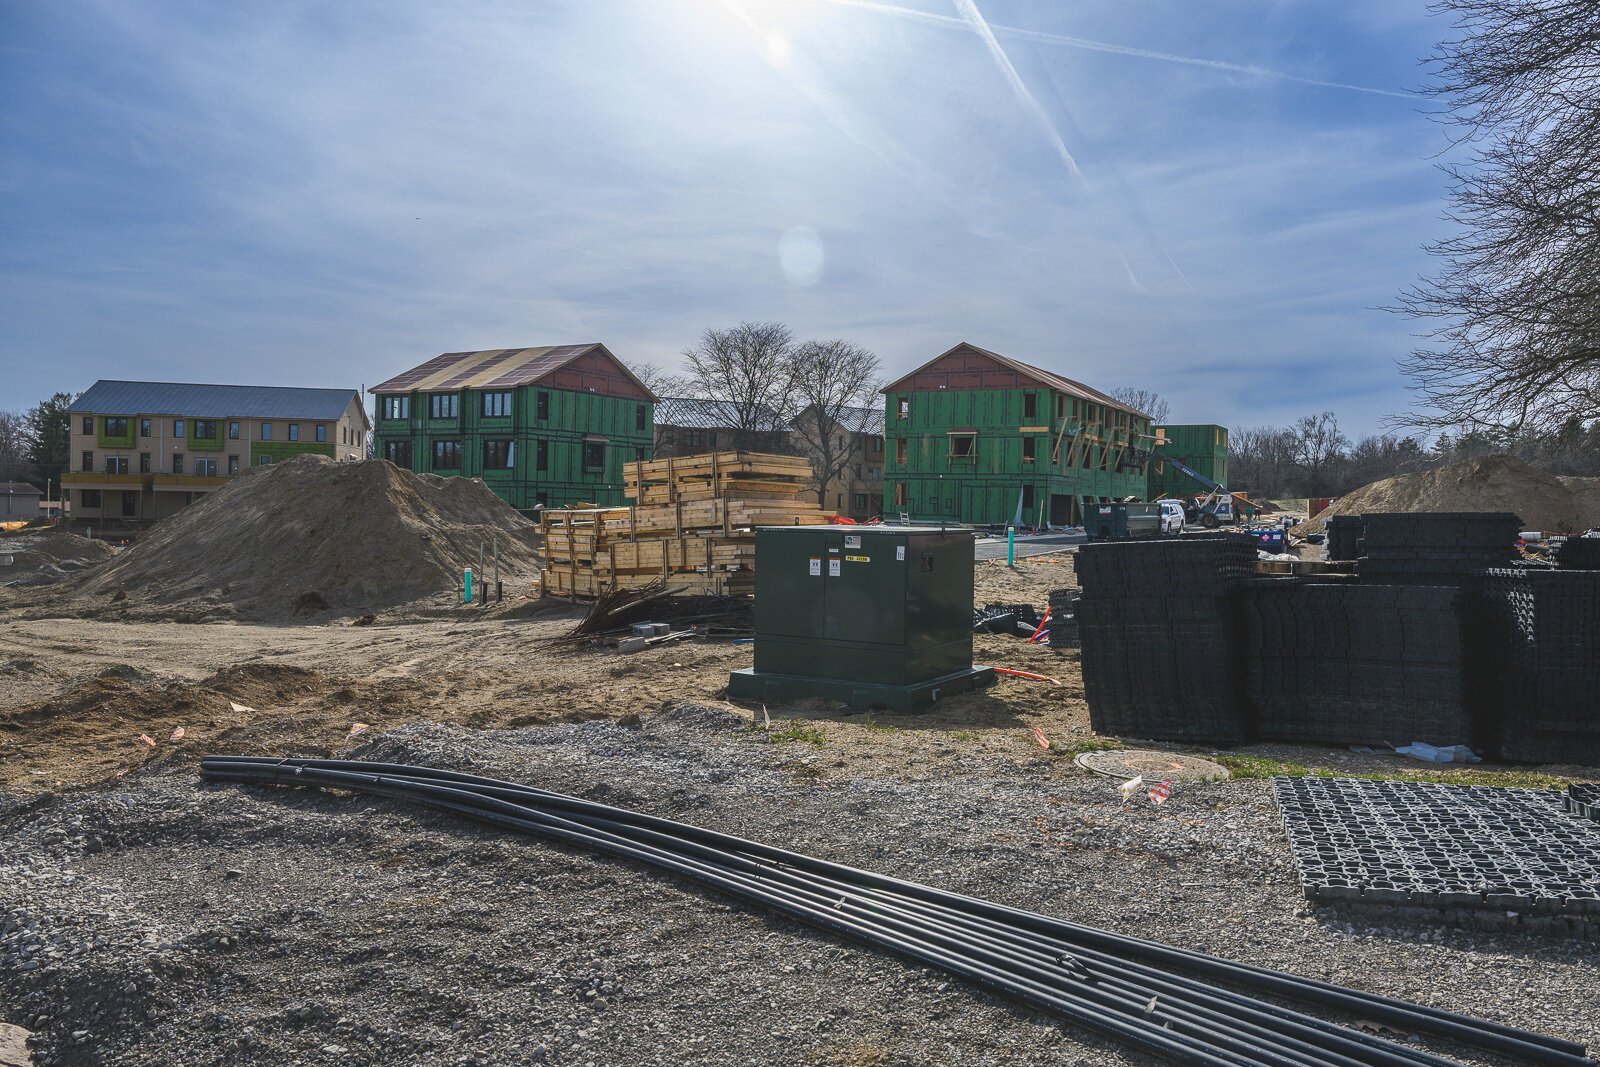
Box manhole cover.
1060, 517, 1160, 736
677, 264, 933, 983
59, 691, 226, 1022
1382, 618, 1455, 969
1074, 749, 1230, 782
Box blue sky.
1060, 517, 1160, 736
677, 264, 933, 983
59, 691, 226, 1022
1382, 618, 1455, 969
0, 0, 1455, 435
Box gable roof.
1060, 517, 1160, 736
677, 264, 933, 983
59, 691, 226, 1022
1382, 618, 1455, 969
881, 342, 1150, 420
69, 381, 366, 424
3, 481, 43, 496
654, 396, 786, 430
370, 343, 658, 401
792, 403, 884, 435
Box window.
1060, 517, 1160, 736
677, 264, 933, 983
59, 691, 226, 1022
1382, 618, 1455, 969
1021, 484, 1035, 511
635, 404, 646, 431
173, 419, 184, 438
635, 447, 646, 464
194, 459, 217, 476
535, 492, 549, 507
259, 455, 272, 465
684, 429, 702, 449
139, 453, 150, 473
896, 397, 909, 419
82, 416, 94, 435
429, 393, 458, 420
194, 419, 217, 440
853, 493, 868, 512
867, 435, 883, 455
104, 416, 128, 438
432, 440, 462, 469
228, 422, 240, 440
228, 455, 239, 475
895, 438, 907, 464
103, 456, 128, 474
315, 424, 326, 443
536, 440, 549, 472
894, 482, 906, 507
482, 392, 512, 418
381, 396, 410, 420
288, 423, 299, 442
141, 418, 152, 437
383, 440, 413, 467
261, 422, 272, 441
483, 439, 513, 469
583, 440, 605, 470
81, 450, 94, 472
536, 391, 550, 420
81, 489, 101, 508
1056, 395, 1066, 419
1023, 393, 1037, 419
949, 433, 976, 458
172, 454, 184, 475
1022, 437, 1036, 463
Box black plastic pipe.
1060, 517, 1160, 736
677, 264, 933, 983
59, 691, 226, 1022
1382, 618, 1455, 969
200, 757, 1595, 1067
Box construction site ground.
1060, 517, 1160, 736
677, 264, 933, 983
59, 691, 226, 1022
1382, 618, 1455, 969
4, 555, 1599, 1066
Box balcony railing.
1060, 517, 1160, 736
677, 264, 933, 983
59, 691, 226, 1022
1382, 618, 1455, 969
62, 472, 146, 487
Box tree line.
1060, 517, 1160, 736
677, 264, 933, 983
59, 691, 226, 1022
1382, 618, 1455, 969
0, 393, 75, 490
1227, 411, 1600, 499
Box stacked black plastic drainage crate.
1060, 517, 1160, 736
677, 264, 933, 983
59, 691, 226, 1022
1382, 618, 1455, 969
1323, 515, 1364, 562
1073, 536, 1256, 742
1355, 511, 1520, 584
1557, 535, 1600, 570
1476, 567, 1600, 764
1241, 579, 1472, 746
1045, 589, 1080, 648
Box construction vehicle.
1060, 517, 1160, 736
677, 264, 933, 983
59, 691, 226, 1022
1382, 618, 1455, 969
1151, 451, 1235, 528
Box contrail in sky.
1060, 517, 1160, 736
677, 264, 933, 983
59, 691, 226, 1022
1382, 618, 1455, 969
816, 0, 1414, 99
950, 0, 1081, 180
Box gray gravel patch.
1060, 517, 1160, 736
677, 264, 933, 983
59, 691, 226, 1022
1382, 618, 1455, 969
2, 705, 1595, 1066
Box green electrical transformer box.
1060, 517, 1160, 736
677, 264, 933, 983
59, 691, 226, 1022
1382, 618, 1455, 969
727, 525, 995, 711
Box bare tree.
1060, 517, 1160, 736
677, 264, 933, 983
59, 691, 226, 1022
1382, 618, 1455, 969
0, 411, 34, 484
786, 339, 882, 508
627, 361, 692, 399
1394, 0, 1600, 434
1288, 412, 1350, 496
1228, 425, 1300, 496
680, 322, 796, 448
1108, 387, 1171, 425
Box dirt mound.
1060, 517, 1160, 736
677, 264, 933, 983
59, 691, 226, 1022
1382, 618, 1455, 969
64, 455, 539, 620
1560, 476, 1600, 530
0, 530, 116, 586
1304, 455, 1583, 535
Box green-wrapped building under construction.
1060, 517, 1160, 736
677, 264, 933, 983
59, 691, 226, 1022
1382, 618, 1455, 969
370, 344, 657, 514
882, 342, 1155, 527
1148, 424, 1230, 499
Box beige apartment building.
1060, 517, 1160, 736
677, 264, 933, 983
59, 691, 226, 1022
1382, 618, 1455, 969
65, 381, 368, 525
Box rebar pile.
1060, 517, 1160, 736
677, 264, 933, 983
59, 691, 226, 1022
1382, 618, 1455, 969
200, 756, 1595, 1067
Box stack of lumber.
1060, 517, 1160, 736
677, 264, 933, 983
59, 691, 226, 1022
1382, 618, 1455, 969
539, 452, 827, 598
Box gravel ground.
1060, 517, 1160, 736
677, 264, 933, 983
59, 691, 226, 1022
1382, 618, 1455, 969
2, 707, 1596, 1067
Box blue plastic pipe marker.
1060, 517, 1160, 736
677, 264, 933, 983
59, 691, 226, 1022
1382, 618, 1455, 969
464, 567, 473, 604
1007, 527, 1015, 567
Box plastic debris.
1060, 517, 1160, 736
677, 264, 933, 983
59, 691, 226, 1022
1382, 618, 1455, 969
346, 723, 369, 739
1031, 727, 1051, 750
1148, 778, 1174, 805
1394, 742, 1481, 764
1117, 775, 1144, 802
169, 727, 185, 741
228, 701, 255, 713
137, 734, 156, 746
994, 667, 1059, 684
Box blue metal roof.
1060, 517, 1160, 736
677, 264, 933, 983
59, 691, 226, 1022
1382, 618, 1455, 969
69, 380, 365, 423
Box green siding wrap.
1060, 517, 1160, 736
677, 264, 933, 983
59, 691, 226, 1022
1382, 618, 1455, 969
373, 384, 653, 514
253, 441, 336, 463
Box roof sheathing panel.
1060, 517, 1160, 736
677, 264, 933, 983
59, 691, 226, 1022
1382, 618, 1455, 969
882, 343, 1150, 421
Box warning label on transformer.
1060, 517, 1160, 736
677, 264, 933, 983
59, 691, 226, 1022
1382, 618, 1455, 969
808, 557, 821, 576
828, 559, 841, 577
845, 555, 869, 563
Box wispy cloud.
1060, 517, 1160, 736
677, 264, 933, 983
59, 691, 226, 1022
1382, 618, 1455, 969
816, 0, 1414, 98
